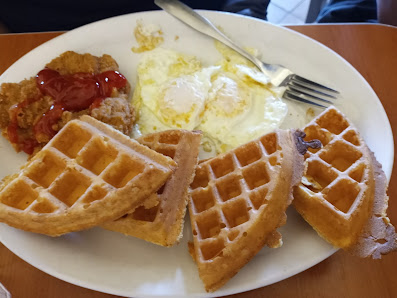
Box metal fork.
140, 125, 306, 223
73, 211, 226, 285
155, 0, 339, 108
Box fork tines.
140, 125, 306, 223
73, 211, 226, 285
284, 75, 339, 108
293, 75, 339, 94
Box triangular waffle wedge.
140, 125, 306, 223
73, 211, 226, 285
0, 116, 176, 236
188, 129, 304, 292
103, 129, 202, 246
293, 106, 397, 258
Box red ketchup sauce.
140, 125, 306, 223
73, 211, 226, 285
7, 68, 127, 154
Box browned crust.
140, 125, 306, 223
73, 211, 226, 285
293, 106, 397, 258
188, 129, 304, 292
0, 116, 176, 236
0, 51, 132, 154
348, 148, 397, 258
45, 51, 119, 75
102, 130, 202, 246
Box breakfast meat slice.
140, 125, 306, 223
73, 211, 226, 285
0, 51, 134, 155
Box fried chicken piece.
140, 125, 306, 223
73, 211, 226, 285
46, 51, 119, 75
0, 51, 134, 155
45, 51, 131, 95
0, 78, 42, 129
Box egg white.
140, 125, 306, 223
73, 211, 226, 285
132, 46, 288, 157
133, 48, 219, 134
198, 70, 287, 153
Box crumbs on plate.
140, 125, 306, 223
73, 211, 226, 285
132, 21, 164, 53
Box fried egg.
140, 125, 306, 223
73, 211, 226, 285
198, 73, 286, 153
132, 45, 288, 157
133, 48, 218, 133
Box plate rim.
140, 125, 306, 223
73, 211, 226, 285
0, 10, 394, 297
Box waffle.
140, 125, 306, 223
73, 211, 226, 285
103, 129, 202, 246
0, 116, 176, 236
293, 106, 397, 258
188, 129, 304, 292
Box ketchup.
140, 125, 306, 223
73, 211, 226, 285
36, 68, 126, 111
33, 104, 65, 139
7, 68, 127, 154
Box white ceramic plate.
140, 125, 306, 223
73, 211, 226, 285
0, 11, 393, 297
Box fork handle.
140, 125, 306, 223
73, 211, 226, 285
154, 0, 267, 73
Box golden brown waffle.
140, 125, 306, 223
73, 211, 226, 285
0, 116, 176, 236
103, 129, 202, 246
293, 106, 397, 258
188, 130, 304, 292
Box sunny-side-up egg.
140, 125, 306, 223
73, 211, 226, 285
197, 42, 287, 153
132, 44, 288, 159
132, 47, 219, 131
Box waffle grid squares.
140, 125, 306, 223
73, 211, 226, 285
200, 238, 225, 261
26, 151, 66, 188
48, 167, 91, 207
52, 122, 92, 158
101, 153, 145, 188
188, 130, 305, 292
75, 136, 118, 176
293, 106, 397, 259
31, 200, 57, 214
242, 161, 270, 190
131, 204, 159, 222
191, 187, 216, 213
319, 140, 363, 172
249, 186, 269, 210
101, 129, 201, 247
0, 116, 177, 237
127, 133, 180, 222
0, 120, 165, 215
215, 175, 242, 202
196, 210, 223, 239
190, 133, 281, 261
234, 142, 262, 167
0, 179, 39, 210
222, 199, 250, 228
324, 178, 360, 213
302, 112, 368, 214
315, 107, 349, 135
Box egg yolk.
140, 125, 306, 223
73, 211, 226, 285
158, 76, 206, 128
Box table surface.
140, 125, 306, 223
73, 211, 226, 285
0, 24, 397, 298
